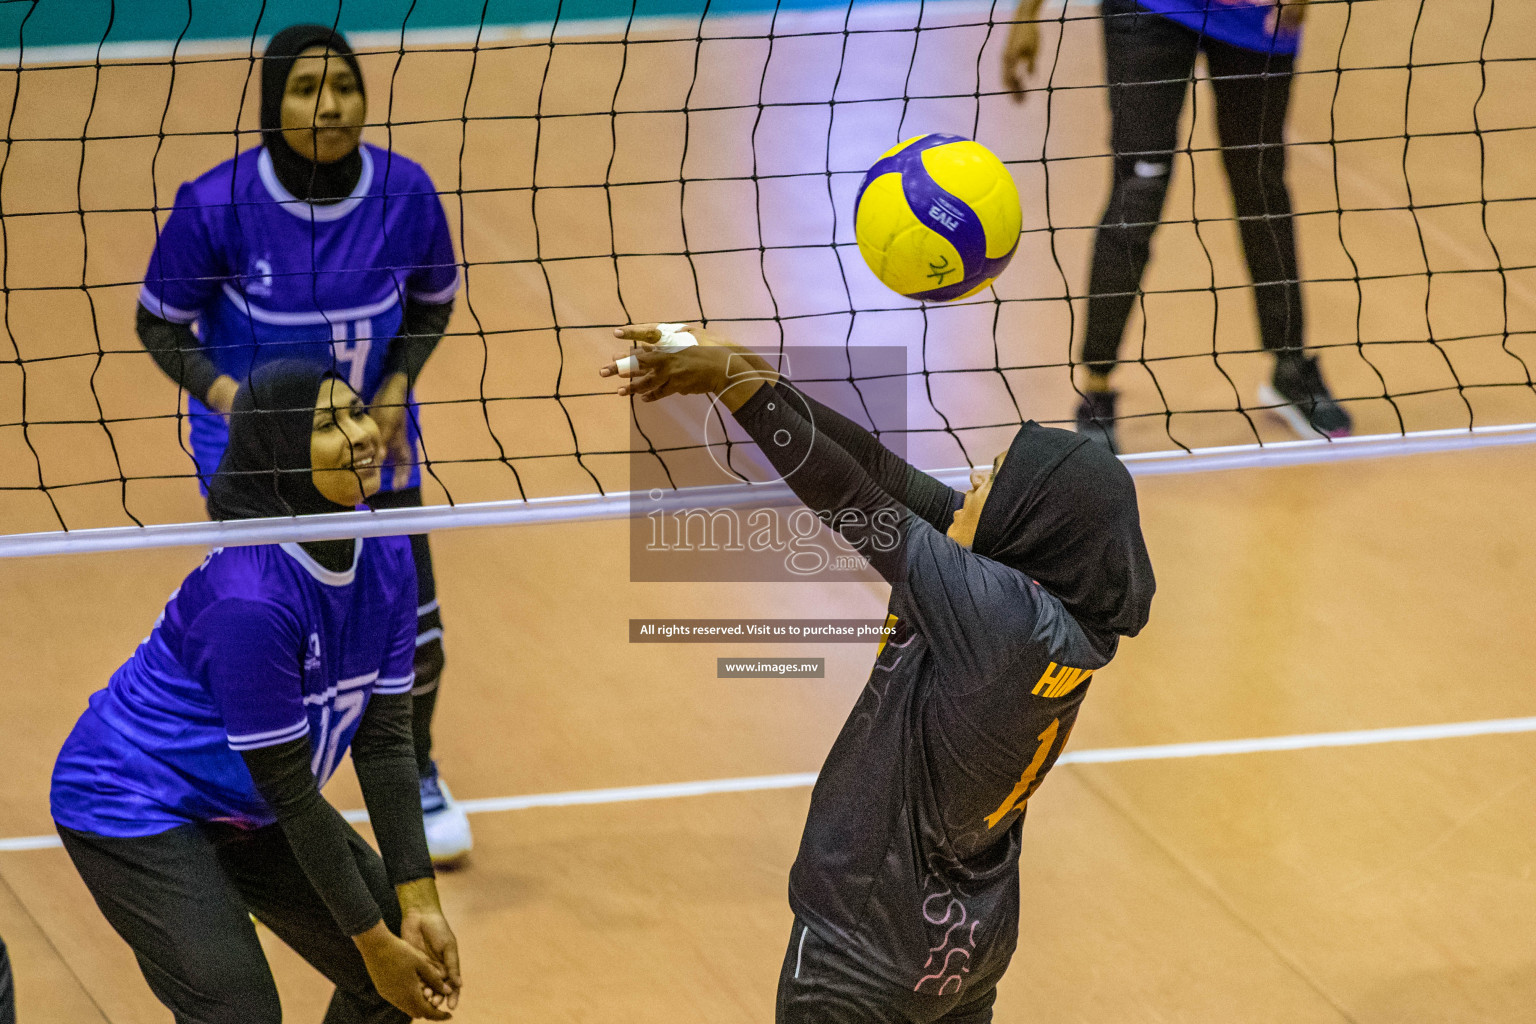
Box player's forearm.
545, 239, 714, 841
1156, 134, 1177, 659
240, 738, 385, 936
136, 303, 222, 404
395, 876, 444, 915
731, 382, 912, 582
351, 694, 434, 886
795, 392, 960, 532
383, 298, 453, 389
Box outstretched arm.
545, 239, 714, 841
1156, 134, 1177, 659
601, 326, 1045, 679
730, 382, 1049, 683
794, 391, 961, 532
240, 735, 457, 1020
607, 324, 960, 530
602, 325, 913, 580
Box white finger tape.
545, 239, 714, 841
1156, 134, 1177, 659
617, 323, 698, 374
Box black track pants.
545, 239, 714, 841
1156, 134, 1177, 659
59, 822, 408, 1024
0, 935, 14, 1024
776, 919, 1006, 1024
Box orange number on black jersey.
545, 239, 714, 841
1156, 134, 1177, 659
874, 613, 899, 659
985, 716, 1073, 829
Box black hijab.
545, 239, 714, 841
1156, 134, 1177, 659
261, 24, 365, 204
206, 359, 352, 521
971, 423, 1155, 642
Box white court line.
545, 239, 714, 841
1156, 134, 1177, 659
10, 714, 1535, 854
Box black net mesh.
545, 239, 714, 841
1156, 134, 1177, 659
0, 0, 1532, 540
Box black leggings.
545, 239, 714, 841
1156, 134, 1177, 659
59, 822, 408, 1024
1083, 0, 1303, 374
367, 486, 446, 774
0, 936, 13, 1024
776, 919, 1005, 1024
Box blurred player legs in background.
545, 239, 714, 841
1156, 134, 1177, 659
1005, 0, 1352, 452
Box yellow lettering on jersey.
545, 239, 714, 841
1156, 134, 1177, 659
875, 614, 899, 659
985, 717, 1060, 829
1031, 662, 1092, 699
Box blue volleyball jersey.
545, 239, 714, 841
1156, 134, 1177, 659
139, 143, 459, 493
51, 538, 418, 837
1135, 0, 1300, 55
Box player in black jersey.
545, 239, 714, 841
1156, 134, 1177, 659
603, 327, 1155, 1023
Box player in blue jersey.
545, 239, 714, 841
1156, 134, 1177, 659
53, 360, 462, 1024
1003, 0, 1352, 452
135, 24, 472, 862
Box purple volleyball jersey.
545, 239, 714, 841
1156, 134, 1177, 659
1135, 0, 1301, 55
139, 143, 459, 492
51, 538, 417, 837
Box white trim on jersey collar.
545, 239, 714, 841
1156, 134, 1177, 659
258, 145, 374, 222
220, 283, 400, 326
280, 539, 360, 586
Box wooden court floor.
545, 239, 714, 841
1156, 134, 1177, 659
3, 443, 1535, 1023
0, 0, 1533, 1020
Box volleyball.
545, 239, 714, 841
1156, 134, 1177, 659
853, 133, 1022, 302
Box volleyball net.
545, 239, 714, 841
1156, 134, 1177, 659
0, 0, 1532, 557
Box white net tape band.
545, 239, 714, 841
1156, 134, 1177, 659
4, 423, 1533, 559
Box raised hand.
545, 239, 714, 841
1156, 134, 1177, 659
601, 323, 777, 412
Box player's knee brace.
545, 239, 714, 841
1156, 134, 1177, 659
1106, 158, 1171, 261
413, 637, 444, 695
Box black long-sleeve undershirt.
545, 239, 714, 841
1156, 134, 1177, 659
792, 391, 961, 533
137, 298, 453, 404
238, 691, 432, 937
349, 692, 434, 887
733, 382, 915, 586
382, 298, 454, 388
136, 305, 220, 405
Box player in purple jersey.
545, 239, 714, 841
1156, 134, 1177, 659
53, 360, 462, 1023
604, 329, 1154, 1023
135, 24, 472, 862
1003, 0, 1351, 452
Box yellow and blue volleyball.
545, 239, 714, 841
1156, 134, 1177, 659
854, 134, 1022, 302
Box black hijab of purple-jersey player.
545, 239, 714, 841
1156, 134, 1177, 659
207, 360, 354, 521
261, 24, 366, 204
971, 423, 1156, 641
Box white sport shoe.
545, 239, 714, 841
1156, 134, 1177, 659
420, 760, 473, 866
